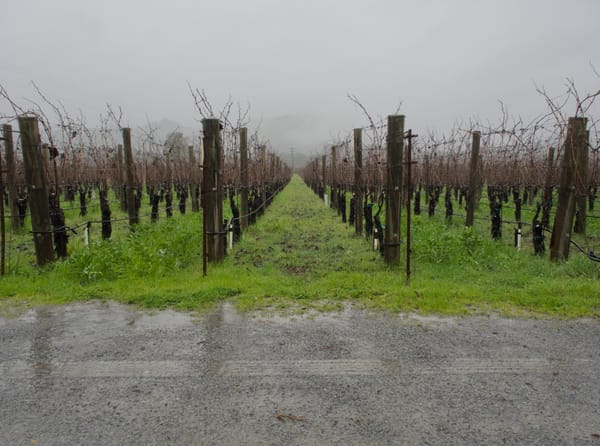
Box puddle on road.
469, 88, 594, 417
132, 308, 201, 329
2, 301, 206, 381
400, 313, 459, 327
248, 302, 356, 325
31, 306, 57, 382
2, 301, 598, 385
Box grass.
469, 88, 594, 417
1, 175, 599, 318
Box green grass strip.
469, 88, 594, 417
1, 175, 599, 318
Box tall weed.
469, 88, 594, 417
58, 215, 202, 283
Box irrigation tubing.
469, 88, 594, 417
568, 239, 600, 263
27, 182, 287, 235
228, 183, 286, 224
424, 212, 600, 264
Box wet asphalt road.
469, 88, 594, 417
1, 301, 599, 445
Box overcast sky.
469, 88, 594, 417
1, 0, 599, 155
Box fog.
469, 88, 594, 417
1, 0, 599, 163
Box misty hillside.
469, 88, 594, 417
147, 116, 324, 169
278, 150, 311, 171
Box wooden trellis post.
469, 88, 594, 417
405, 129, 417, 282
354, 128, 363, 235
573, 130, 589, 234
240, 127, 249, 230
550, 117, 587, 261
260, 144, 267, 204
189, 145, 200, 212
0, 143, 4, 274
541, 147, 555, 229
2, 124, 20, 230
321, 154, 327, 205
330, 146, 337, 210
116, 144, 127, 211
122, 128, 139, 228
202, 118, 225, 263
465, 130, 481, 228
18, 116, 55, 266
384, 115, 404, 265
